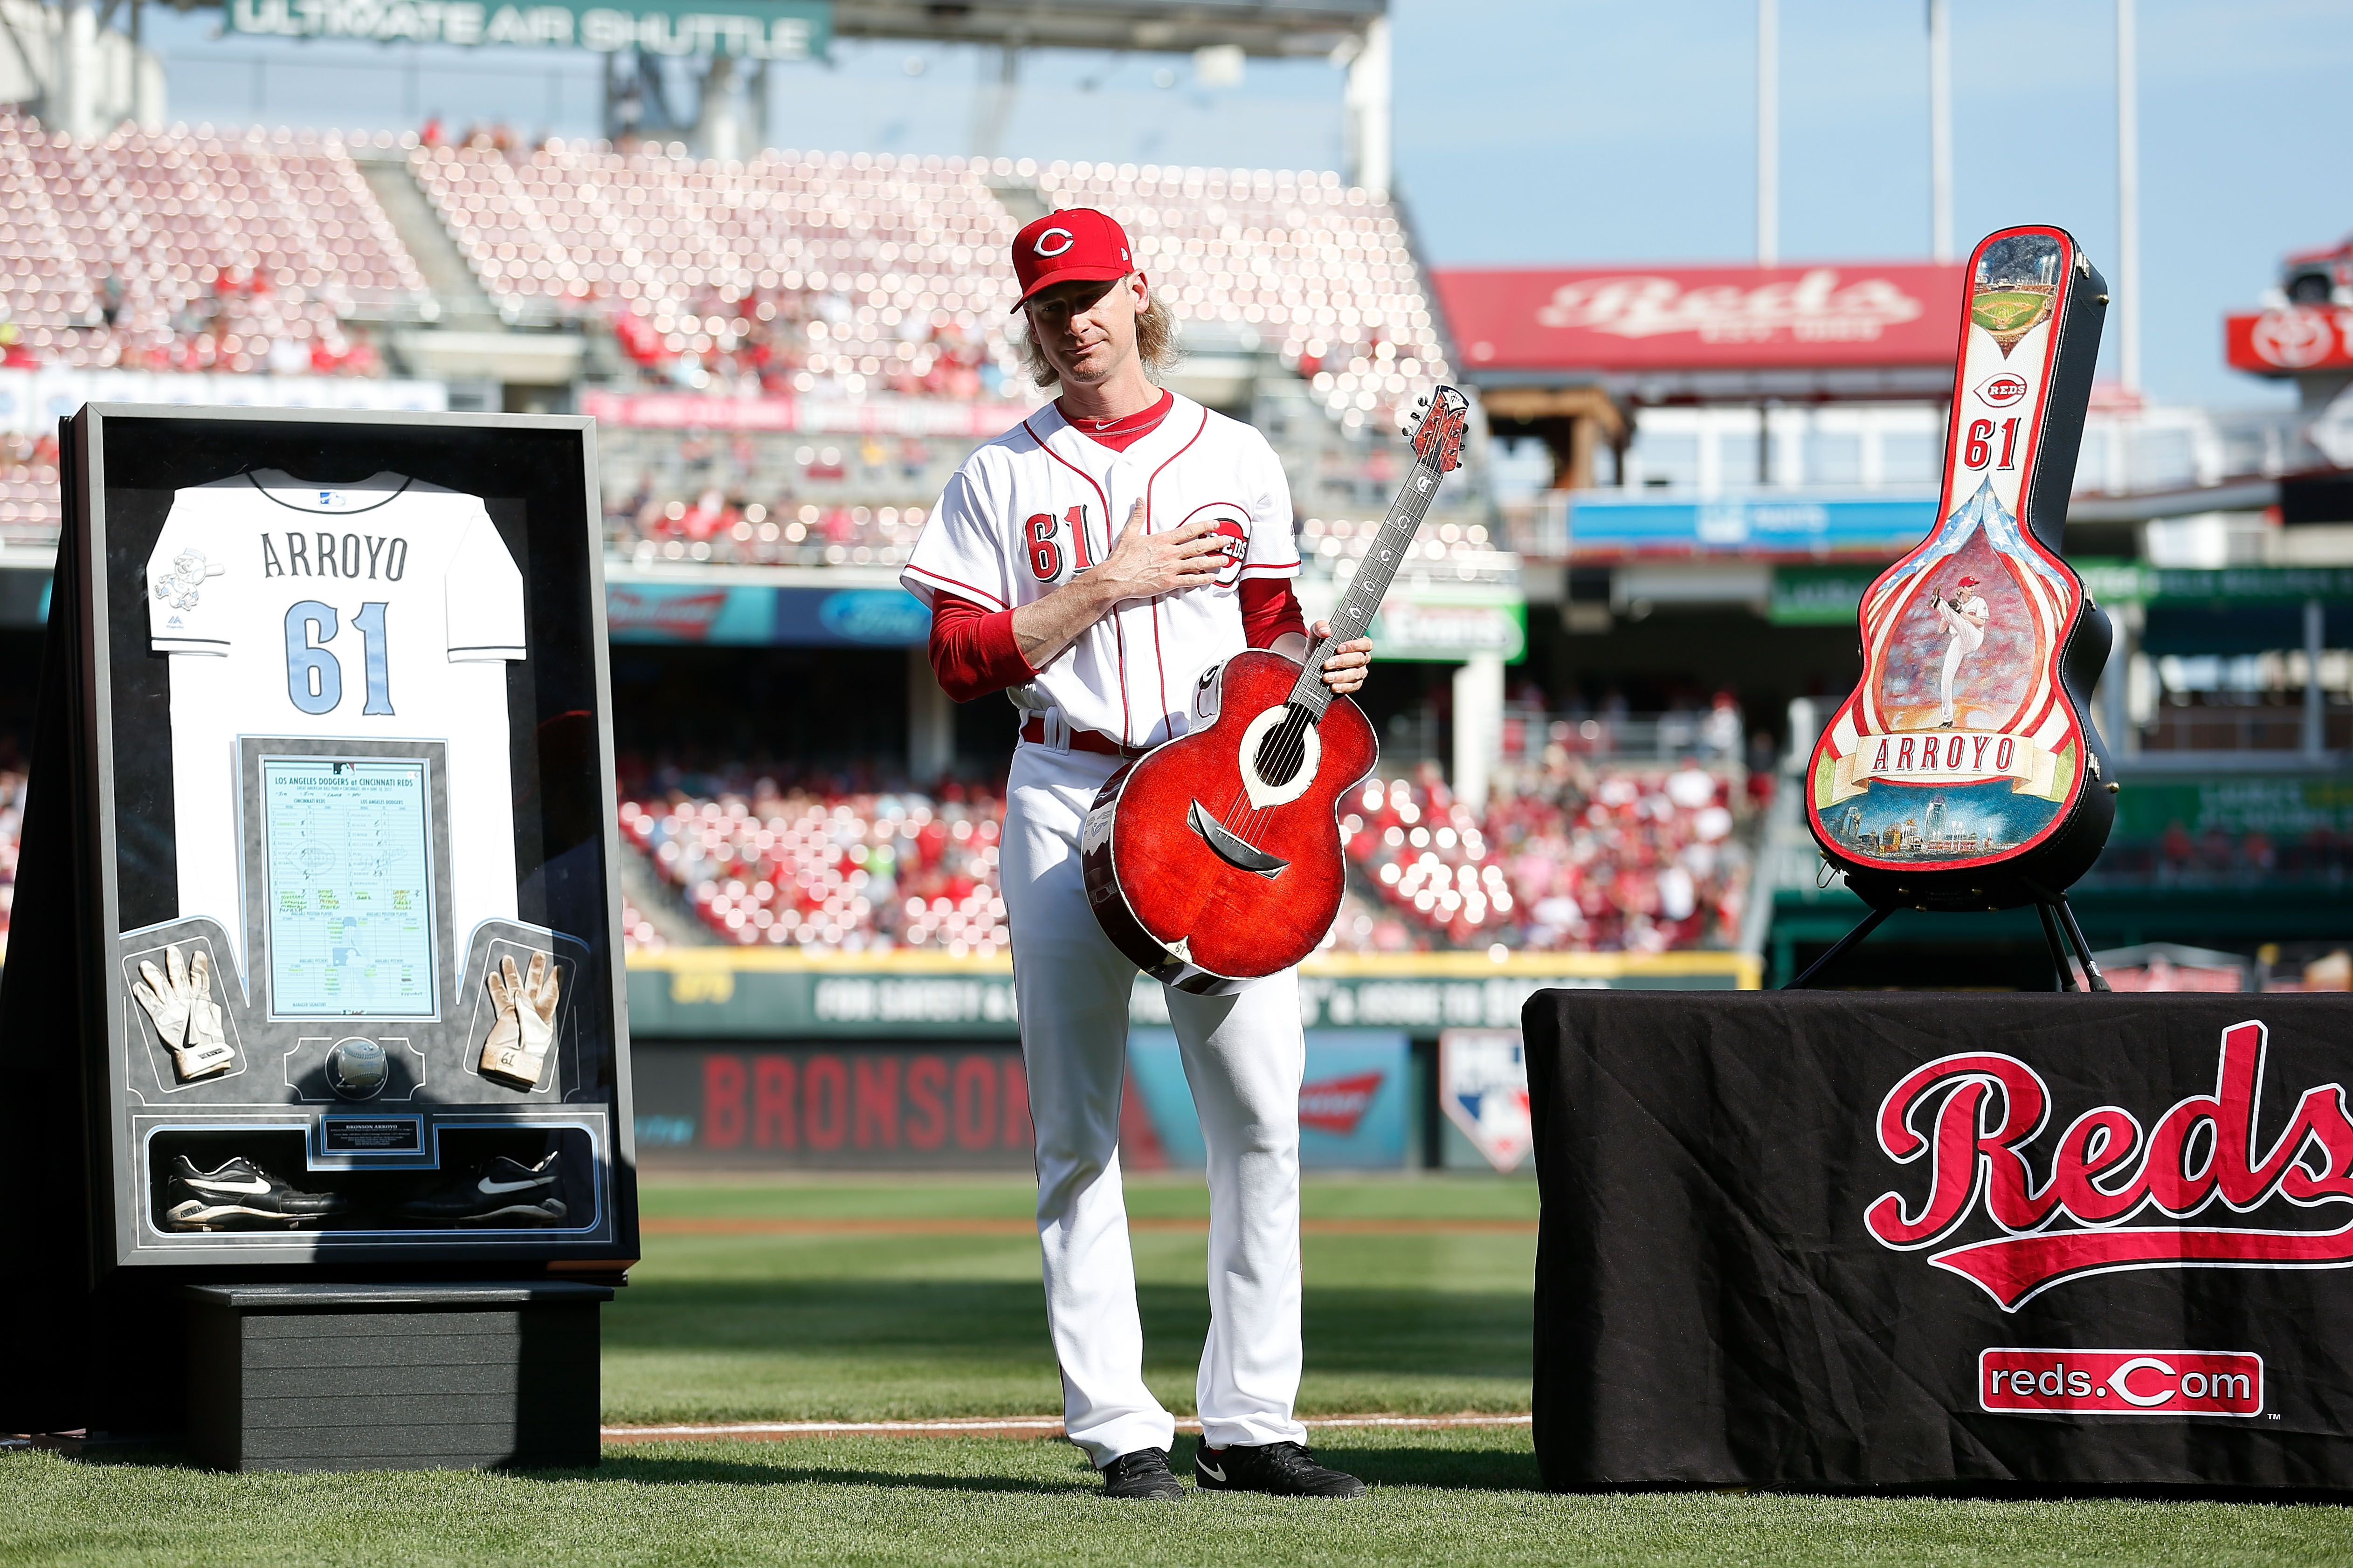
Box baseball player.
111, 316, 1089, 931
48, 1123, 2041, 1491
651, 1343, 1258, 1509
901, 208, 1374, 1501
1933, 575, 1989, 728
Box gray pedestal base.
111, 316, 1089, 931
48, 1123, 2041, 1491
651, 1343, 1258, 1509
184, 1281, 613, 1472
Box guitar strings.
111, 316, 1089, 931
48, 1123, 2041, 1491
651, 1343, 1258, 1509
1211, 420, 1456, 855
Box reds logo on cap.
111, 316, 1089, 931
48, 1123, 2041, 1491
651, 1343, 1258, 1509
1011, 208, 1136, 313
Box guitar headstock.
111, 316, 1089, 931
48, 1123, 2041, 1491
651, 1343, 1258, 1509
1401, 386, 1471, 473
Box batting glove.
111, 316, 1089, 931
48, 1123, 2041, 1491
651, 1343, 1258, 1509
132, 944, 236, 1082
479, 950, 561, 1089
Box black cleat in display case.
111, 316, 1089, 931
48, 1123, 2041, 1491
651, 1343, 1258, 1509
0, 408, 639, 1465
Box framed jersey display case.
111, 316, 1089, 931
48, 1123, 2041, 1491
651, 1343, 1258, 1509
0, 408, 639, 1292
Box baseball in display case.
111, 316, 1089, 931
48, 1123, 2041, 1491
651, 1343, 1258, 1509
0, 407, 638, 1446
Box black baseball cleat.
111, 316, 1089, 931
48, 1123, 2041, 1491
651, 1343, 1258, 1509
1099, 1446, 1186, 1500
1194, 1441, 1367, 1498
164, 1155, 348, 1231
399, 1152, 568, 1225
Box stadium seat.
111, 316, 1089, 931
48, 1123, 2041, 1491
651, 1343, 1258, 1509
0, 114, 426, 376
613, 761, 1756, 958
619, 782, 1008, 955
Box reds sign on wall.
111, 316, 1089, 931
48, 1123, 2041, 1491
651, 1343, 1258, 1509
2225, 308, 2353, 375
1430, 262, 1964, 374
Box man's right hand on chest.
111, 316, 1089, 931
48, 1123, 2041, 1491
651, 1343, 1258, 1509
1093, 500, 1230, 601
1008, 501, 1232, 672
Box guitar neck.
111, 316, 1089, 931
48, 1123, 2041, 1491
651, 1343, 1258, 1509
1288, 455, 1449, 715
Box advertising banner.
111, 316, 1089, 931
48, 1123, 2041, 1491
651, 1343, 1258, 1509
1432, 263, 1963, 376
1439, 1028, 1532, 1174
1769, 564, 1882, 625
583, 389, 1028, 436
1126, 1030, 1409, 1170
1567, 494, 1936, 559
0, 368, 445, 437
622, 951, 1757, 1041
632, 1043, 1035, 1169
2225, 308, 2353, 376
604, 583, 931, 646
1366, 588, 1527, 663
1527, 991, 2353, 1489
607, 583, 780, 645
228, 0, 830, 55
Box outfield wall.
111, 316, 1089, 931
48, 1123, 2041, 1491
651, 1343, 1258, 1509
626, 951, 1755, 1171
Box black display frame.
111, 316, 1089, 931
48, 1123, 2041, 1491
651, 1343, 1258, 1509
0, 406, 641, 1289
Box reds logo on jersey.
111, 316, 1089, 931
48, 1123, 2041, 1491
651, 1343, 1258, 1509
1176, 503, 1250, 588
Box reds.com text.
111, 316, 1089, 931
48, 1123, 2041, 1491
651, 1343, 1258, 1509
1979, 1349, 2262, 1416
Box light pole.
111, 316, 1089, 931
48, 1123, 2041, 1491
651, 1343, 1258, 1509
1757, 0, 1779, 267
1928, 0, 1952, 264
2116, 0, 2141, 392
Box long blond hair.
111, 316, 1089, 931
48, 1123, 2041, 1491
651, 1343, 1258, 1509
1019, 278, 1180, 390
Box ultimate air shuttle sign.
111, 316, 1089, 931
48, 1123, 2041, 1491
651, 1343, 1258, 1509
229, 0, 831, 55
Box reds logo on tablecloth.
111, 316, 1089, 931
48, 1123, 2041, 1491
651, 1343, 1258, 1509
1866, 1018, 2353, 1310
1978, 1348, 2262, 1416
1440, 1028, 1532, 1173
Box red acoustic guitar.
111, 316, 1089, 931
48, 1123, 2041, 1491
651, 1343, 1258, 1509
1082, 388, 1471, 993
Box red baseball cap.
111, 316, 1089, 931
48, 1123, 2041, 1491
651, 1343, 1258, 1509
1010, 208, 1134, 314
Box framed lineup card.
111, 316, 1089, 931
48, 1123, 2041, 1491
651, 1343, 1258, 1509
0, 408, 640, 1284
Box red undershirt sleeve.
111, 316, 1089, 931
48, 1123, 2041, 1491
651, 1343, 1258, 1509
1239, 578, 1308, 650
928, 592, 1036, 703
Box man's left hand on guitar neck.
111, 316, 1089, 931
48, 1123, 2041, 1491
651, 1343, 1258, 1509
1273, 620, 1373, 697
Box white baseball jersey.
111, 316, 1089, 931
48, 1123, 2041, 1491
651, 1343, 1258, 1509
901, 393, 1301, 748
145, 470, 526, 993
1941, 591, 1989, 653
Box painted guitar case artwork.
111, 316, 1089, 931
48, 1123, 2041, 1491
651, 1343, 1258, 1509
1083, 388, 1471, 994
1805, 225, 2116, 926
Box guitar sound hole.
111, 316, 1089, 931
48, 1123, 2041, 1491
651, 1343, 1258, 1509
1254, 707, 1310, 787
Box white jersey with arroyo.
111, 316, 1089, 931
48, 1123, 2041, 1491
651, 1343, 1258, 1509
145, 469, 527, 997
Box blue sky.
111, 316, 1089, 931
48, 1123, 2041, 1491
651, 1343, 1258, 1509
146, 0, 2352, 406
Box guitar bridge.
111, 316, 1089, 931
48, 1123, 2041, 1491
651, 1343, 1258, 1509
1188, 800, 1288, 879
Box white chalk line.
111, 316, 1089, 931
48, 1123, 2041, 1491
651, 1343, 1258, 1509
605, 1412, 1533, 1443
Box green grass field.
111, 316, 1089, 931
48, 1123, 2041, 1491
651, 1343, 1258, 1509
8, 1171, 2353, 1566
1971, 289, 2053, 334
609, 1172, 1539, 1424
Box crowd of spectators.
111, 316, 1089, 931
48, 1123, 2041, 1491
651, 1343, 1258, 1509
2091, 821, 2353, 887
1329, 760, 1755, 954
0, 434, 60, 544
620, 770, 1007, 955
612, 756, 1757, 958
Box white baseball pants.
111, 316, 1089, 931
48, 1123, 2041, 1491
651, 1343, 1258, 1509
999, 739, 1310, 1466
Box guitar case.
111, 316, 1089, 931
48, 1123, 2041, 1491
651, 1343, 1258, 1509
1804, 225, 2114, 913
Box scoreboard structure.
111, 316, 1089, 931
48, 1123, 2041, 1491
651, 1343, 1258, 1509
0, 408, 639, 1465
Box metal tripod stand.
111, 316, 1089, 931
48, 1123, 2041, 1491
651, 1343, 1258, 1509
1783, 882, 2110, 992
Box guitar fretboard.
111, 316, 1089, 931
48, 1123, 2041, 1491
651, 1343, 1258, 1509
1287, 455, 1450, 715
